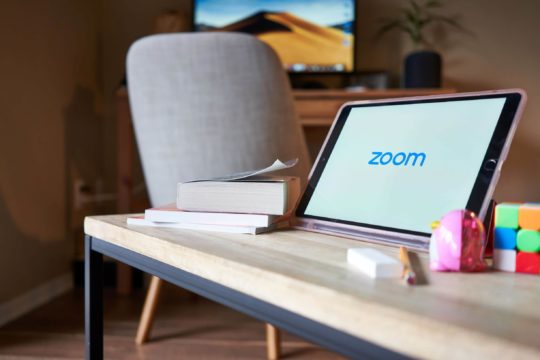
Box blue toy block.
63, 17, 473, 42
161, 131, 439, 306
494, 227, 517, 249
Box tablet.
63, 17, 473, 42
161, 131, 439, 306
295, 89, 527, 250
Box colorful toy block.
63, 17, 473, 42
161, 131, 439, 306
495, 203, 520, 228
493, 249, 516, 272
516, 230, 540, 252
518, 203, 540, 230
494, 228, 516, 249
516, 252, 540, 274
493, 203, 540, 276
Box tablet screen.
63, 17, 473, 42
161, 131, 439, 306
297, 93, 523, 236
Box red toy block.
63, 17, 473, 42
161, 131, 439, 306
516, 252, 540, 275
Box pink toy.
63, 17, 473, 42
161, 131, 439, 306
430, 209, 487, 272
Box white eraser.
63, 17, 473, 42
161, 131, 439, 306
347, 248, 403, 279
493, 249, 516, 272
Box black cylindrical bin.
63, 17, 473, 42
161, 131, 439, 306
404, 51, 441, 88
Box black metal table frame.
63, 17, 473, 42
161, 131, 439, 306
85, 235, 408, 359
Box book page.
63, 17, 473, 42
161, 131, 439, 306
187, 158, 298, 182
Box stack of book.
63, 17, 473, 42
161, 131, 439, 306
127, 175, 300, 234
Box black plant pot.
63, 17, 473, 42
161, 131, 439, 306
404, 50, 441, 88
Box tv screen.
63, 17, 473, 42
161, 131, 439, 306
193, 0, 355, 73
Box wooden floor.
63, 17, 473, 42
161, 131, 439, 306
0, 282, 341, 359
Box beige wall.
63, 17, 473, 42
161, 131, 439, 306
0, 1, 101, 302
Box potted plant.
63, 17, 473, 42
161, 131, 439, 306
376, 0, 468, 88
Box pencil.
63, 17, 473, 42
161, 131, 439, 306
399, 246, 417, 285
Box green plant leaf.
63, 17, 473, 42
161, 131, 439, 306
374, 0, 472, 45
431, 14, 473, 35
374, 19, 408, 38
411, 0, 421, 13
425, 0, 443, 8
405, 10, 416, 24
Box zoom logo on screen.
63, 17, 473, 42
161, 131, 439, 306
368, 151, 426, 167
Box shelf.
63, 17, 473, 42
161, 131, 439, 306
294, 88, 456, 127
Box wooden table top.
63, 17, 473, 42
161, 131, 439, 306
85, 215, 540, 359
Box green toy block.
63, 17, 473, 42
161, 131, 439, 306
516, 230, 540, 253
495, 203, 520, 229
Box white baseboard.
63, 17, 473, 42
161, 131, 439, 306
0, 272, 73, 327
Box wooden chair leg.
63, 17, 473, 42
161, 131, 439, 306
135, 276, 163, 344
266, 323, 281, 360
136, 277, 281, 358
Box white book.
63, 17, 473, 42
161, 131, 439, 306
145, 204, 279, 227
127, 216, 283, 235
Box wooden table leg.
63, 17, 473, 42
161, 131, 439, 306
85, 235, 103, 360
135, 276, 163, 344
266, 323, 281, 360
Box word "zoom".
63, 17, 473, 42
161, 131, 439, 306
368, 151, 426, 167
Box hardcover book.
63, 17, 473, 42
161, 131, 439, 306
176, 159, 301, 215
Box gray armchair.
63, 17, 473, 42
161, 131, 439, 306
126, 32, 310, 359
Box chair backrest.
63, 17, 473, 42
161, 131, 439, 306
126, 33, 310, 206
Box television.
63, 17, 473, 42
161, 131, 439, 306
193, 0, 356, 73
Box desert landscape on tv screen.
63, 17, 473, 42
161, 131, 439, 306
195, 1, 354, 72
